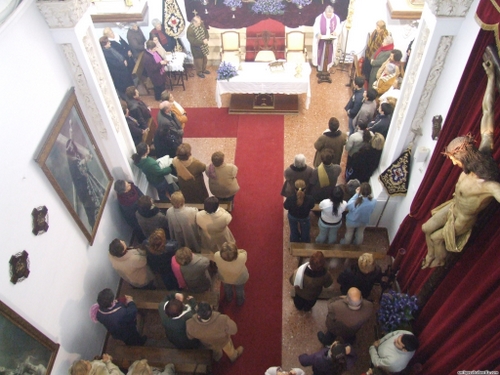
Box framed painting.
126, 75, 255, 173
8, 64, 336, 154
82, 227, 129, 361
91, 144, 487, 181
36, 88, 113, 245
0, 300, 59, 375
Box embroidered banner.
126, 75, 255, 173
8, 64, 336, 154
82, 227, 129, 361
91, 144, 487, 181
379, 147, 412, 196
163, 0, 186, 37
476, 0, 500, 55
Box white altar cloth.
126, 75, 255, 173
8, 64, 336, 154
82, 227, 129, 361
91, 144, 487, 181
215, 62, 311, 109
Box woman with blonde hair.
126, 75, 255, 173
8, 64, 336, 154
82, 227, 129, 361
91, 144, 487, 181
337, 252, 382, 298
284, 179, 315, 243
362, 20, 389, 80
214, 242, 249, 305
70, 354, 123, 375
341, 183, 376, 245
127, 359, 175, 375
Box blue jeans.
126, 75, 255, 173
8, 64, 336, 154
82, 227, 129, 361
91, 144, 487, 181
223, 282, 245, 305
341, 221, 367, 245
153, 179, 177, 201
288, 213, 311, 243
348, 117, 355, 135
316, 218, 342, 244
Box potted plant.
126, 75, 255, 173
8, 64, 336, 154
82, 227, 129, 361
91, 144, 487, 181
378, 290, 418, 333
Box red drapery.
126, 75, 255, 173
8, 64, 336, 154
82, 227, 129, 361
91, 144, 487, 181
476, 0, 500, 54
245, 19, 285, 61
388, 28, 500, 373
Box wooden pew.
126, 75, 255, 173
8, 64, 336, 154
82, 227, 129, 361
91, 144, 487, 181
154, 201, 233, 212
141, 117, 157, 146
289, 227, 390, 266
105, 341, 212, 374
121, 288, 220, 311
132, 51, 150, 94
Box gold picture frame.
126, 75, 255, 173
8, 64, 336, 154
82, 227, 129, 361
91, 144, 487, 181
36, 88, 113, 245
0, 300, 60, 374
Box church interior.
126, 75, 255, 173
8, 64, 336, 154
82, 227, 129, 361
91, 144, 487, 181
1, 0, 499, 374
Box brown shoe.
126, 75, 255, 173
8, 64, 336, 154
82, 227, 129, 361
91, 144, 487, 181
230, 346, 244, 362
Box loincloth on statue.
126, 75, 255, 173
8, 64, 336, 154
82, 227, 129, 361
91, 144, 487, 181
431, 199, 471, 252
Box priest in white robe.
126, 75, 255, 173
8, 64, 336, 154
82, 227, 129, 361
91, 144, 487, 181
312, 5, 341, 71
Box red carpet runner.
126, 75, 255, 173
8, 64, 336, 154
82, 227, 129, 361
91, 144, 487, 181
183, 108, 284, 374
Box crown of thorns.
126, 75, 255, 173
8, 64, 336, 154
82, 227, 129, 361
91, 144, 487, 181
442, 133, 476, 157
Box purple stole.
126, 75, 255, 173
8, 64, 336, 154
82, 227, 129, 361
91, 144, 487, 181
317, 13, 337, 66
148, 50, 165, 75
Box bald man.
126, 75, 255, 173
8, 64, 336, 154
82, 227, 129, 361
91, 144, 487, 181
317, 287, 373, 345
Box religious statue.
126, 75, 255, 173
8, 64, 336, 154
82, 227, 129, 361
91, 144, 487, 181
421, 60, 500, 268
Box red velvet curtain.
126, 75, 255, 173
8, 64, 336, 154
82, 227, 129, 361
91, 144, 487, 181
388, 29, 500, 372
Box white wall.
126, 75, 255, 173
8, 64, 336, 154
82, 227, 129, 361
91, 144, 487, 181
373, 0, 481, 240
0, 1, 133, 373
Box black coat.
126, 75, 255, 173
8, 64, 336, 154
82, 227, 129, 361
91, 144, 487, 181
127, 98, 152, 128
154, 110, 184, 158
102, 47, 134, 93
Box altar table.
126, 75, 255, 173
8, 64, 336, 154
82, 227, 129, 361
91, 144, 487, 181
215, 62, 311, 109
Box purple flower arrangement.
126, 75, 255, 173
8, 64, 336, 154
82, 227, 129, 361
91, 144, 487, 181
223, 0, 243, 8
217, 61, 239, 81
378, 290, 418, 333
290, 0, 312, 7
251, 0, 285, 15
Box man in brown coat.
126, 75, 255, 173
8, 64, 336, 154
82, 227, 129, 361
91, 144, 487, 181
317, 287, 373, 345
313, 117, 347, 167
186, 302, 244, 362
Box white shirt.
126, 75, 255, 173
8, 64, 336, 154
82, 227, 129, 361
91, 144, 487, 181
319, 199, 347, 224
369, 330, 415, 373
265, 368, 305, 375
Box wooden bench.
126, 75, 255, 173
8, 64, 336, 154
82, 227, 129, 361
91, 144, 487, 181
105, 343, 212, 374
141, 117, 157, 146
154, 201, 233, 212
121, 288, 220, 311
132, 51, 150, 94
289, 227, 390, 265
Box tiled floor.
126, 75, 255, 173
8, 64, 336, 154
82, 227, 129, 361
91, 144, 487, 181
141, 63, 386, 374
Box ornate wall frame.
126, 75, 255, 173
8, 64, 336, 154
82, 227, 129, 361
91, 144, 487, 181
35, 88, 113, 244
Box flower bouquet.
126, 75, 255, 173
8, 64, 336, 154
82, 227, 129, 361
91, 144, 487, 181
290, 0, 312, 8
378, 290, 418, 333
217, 61, 238, 81
223, 0, 243, 8
251, 0, 285, 15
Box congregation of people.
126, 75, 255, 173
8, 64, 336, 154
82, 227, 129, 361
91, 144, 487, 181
71, 13, 420, 375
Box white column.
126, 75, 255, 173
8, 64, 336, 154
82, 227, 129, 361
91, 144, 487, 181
36, 0, 139, 184
369, 0, 479, 238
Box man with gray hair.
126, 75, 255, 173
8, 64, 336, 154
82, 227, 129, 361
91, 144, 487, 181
317, 287, 373, 345
154, 101, 184, 158
281, 154, 314, 197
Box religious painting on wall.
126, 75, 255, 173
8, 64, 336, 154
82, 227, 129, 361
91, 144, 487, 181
36, 88, 113, 245
0, 300, 60, 375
